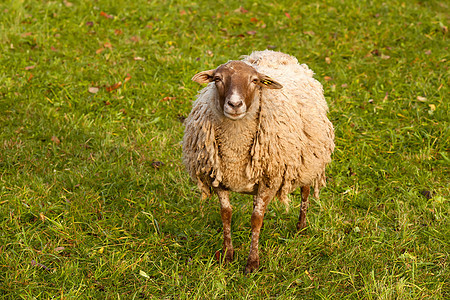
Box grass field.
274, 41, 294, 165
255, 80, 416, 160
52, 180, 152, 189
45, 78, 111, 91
0, 0, 448, 298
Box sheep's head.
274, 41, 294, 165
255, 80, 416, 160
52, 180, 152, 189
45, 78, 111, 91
192, 61, 282, 120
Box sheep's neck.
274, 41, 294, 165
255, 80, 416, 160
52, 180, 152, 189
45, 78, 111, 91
216, 119, 257, 157
215, 116, 258, 192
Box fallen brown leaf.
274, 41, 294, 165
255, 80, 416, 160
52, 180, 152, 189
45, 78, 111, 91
51, 136, 61, 145
417, 96, 427, 102
88, 87, 99, 94
303, 31, 315, 36
106, 82, 122, 92
100, 11, 113, 19
130, 36, 140, 43
235, 7, 248, 13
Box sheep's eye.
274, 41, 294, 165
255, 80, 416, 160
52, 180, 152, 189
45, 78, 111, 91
252, 78, 259, 84
213, 76, 221, 82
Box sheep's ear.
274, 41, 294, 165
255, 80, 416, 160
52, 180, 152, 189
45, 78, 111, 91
257, 74, 283, 89
192, 69, 215, 84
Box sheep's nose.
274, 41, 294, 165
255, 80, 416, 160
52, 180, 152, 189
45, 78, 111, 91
227, 99, 243, 108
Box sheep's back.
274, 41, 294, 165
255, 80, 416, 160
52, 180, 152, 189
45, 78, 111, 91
245, 51, 335, 199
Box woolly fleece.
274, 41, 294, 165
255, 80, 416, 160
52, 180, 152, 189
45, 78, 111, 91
183, 50, 335, 204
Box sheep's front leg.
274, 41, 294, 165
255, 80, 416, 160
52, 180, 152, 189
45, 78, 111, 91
215, 188, 234, 263
245, 180, 281, 274
296, 186, 310, 233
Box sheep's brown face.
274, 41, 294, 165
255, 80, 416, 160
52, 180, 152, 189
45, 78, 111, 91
192, 61, 282, 120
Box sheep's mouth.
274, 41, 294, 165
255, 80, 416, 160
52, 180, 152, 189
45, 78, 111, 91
224, 105, 247, 120
224, 111, 246, 120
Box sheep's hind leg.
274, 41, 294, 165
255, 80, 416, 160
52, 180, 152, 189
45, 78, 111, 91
245, 179, 281, 274
296, 186, 310, 233
252, 195, 266, 230
215, 188, 234, 263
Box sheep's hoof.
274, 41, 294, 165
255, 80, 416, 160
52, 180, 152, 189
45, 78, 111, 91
296, 222, 307, 234
244, 259, 260, 274
223, 249, 234, 263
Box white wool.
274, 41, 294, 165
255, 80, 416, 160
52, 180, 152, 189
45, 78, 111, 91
183, 50, 335, 203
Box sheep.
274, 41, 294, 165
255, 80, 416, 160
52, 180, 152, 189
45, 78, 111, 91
182, 50, 335, 273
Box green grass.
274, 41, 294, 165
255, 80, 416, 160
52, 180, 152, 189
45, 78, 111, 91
0, 0, 448, 298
